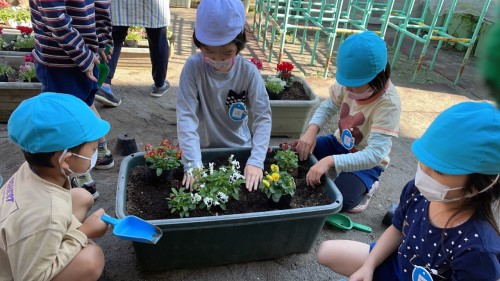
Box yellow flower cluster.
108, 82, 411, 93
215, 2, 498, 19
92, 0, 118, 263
262, 165, 281, 188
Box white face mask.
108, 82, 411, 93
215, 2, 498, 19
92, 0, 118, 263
415, 164, 499, 202
203, 56, 235, 72
59, 149, 98, 178
347, 87, 375, 100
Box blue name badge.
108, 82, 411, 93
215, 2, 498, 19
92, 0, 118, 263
228, 102, 247, 121
412, 266, 433, 281
341, 129, 355, 150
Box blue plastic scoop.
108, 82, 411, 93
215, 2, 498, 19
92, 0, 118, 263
101, 214, 163, 244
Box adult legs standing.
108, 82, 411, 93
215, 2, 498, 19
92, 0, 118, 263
146, 26, 170, 97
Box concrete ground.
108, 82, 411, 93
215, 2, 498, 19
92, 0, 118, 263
0, 7, 495, 281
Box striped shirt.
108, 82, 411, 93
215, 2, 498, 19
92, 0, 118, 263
110, 0, 170, 28
30, 0, 113, 72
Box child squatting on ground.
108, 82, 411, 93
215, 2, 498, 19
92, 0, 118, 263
317, 101, 500, 280
0, 93, 110, 281
176, 0, 272, 191
295, 31, 401, 213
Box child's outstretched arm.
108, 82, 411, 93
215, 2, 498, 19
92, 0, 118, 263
349, 225, 402, 281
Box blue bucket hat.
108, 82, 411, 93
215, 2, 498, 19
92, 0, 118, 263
336, 31, 387, 87
195, 0, 246, 46
8, 93, 110, 153
412, 102, 500, 175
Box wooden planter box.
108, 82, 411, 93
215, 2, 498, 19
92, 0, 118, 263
257, 75, 320, 138
116, 147, 342, 271
0, 51, 41, 123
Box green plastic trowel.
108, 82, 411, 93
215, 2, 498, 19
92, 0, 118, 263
97, 44, 111, 87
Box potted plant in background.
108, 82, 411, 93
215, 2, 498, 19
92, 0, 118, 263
250, 59, 320, 138
18, 60, 35, 82
0, 52, 41, 122
115, 146, 342, 271
0, 57, 15, 81
124, 27, 143, 48
143, 139, 182, 183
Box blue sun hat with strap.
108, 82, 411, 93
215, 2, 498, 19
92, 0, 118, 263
336, 31, 387, 87
412, 102, 500, 175
8, 92, 110, 153
195, 0, 245, 46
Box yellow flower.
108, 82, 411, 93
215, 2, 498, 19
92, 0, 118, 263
271, 173, 280, 181
271, 164, 279, 173
266, 174, 273, 181
262, 180, 270, 188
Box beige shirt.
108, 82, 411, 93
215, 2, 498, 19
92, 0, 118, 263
0, 163, 88, 281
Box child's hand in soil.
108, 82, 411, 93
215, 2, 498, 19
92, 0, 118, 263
182, 172, 195, 189
296, 125, 319, 161
244, 164, 263, 191
78, 208, 109, 239
306, 156, 333, 186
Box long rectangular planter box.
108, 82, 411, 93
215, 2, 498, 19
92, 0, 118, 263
116, 147, 342, 271
0, 51, 41, 123
256, 75, 320, 138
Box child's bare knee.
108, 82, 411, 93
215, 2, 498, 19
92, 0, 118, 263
77, 243, 105, 279
72, 188, 94, 208
317, 240, 336, 266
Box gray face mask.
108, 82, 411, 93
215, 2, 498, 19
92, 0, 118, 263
59, 149, 98, 178
415, 164, 499, 202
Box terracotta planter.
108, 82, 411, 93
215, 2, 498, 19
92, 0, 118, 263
255, 75, 320, 138
116, 147, 342, 271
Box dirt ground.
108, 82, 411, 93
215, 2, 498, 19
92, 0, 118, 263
0, 7, 495, 281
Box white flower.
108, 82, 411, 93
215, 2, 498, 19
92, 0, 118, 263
202, 172, 208, 178
203, 197, 213, 207
199, 184, 206, 189
220, 167, 227, 172
217, 192, 229, 203
214, 200, 220, 206
209, 163, 214, 175
193, 193, 202, 203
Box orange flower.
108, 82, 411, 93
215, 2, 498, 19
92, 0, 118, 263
160, 139, 170, 147
176, 149, 182, 159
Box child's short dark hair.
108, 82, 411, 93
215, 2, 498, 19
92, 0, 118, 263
22, 144, 84, 168
368, 62, 391, 93
192, 30, 247, 53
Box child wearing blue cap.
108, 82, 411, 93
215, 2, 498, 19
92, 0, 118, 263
296, 31, 401, 212
317, 101, 500, 280
176, 0, 272, 191
0, 93, 110, 280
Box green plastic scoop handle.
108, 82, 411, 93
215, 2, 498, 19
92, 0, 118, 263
326, 213, 372, 233
97, 44, 111, 87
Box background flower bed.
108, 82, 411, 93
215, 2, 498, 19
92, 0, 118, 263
126, 149, 331, 220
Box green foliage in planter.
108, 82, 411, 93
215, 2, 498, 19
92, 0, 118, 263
12, 34, 34, 50
144, 139, 182, 176
261, 164, 296, 203
125, 31, 143, 41
0, 7, 30, 23
264, 75, 285, 94
168, 155, 245, 217
18, 62, 36, 82
274, 145, 298, 172
0, 59, 15, 77
167, 188, 199, 218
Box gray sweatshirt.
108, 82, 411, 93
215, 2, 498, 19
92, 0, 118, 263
176, 53, 272, 170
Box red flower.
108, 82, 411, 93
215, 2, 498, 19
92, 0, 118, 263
23, 54, 34, 63
16, 26, 33, 35
0, 0, 9, 8
276, 62, 293, 73
0, 27, 3, 35
276, 61, 294, 81
250, 58, 263, 70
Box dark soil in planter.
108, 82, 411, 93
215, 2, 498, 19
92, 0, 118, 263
126, 158, 332, 220
268, 81, 309, 101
